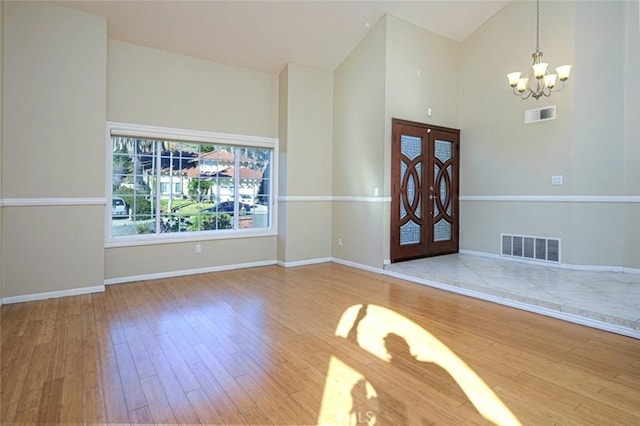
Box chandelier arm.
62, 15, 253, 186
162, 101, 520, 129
514, 86, 526, 99
548, 79, 567, 93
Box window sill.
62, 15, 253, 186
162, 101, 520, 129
105, 228, 277, 249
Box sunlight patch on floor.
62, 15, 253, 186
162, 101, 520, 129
318, 303, 521, 425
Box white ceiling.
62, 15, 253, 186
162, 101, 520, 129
54, 0, 509, 74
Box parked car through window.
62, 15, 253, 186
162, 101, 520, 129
112, 197, 129, 218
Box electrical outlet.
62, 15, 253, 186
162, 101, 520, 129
195, 244, 202, 254
338, 238, 343, 247
552, 175, 563, 186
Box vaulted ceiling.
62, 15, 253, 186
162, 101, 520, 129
55, 0, 508, 74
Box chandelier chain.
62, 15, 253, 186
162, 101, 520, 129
536, 0, 540, 52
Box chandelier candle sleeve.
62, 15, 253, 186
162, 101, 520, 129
506, 0, 572, 100
556, 65, 572, 81
543, 74, 557, 89
507, 72, 521, 87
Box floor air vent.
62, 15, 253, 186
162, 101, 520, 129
501, 234, 560, 263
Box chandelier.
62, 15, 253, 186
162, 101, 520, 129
507, 0, 571, 100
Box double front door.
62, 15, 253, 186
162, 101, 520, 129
391, 119, 460, 263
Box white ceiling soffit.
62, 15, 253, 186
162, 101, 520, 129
54, 0, 508, 74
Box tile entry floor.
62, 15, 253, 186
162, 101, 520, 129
385, 253, 640, 338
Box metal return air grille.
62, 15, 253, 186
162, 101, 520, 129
501, 234, 560, 263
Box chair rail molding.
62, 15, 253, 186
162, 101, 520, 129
1, 197, 107, 207
460, 195, 640, 203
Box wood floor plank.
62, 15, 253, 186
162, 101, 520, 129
187, 360, 248, 425
192, 343, 257, 414
1, 315, 42, 424
36, 377, 64, 424
112, 342, 147, 412
92, 293, 130, 424
1, 263, 639, 425
147, 350, 201, 424
155, 332, 201, 392
129, 405, 154, 424
186, 388, 224, 424
235, 373, 313, 425
60, 307, 85, 424
80, 298, 107, 425
14, 324, 49, 415
139, 375, 177, 424
123, 325, 156, 380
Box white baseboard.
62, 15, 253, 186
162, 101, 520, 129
1, 285, 105, 305
276, 256, 385, 274
330, 257, 385, 274
383, 270, 640, 339
276, 257, 332, 268
459, 249, 639, 275
104, 260, 276, 285
623, 266, 640, 275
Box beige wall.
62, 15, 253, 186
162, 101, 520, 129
105, 236, 276, 280
569, 1, 626, 265
459, 0, 637, 268
459, 0, 575, 259
332, 14, 461, 268
572, 0, 624, 195
105, 40, 279, 281
277, 65, 289, 262
4, 2, 107, 198
623, 0, 640, 269
625, 205, 640, 269
277, 63, 333, 264
624, 0, 640, 196
108, 40, 278, 138
0, 0, 4, 302
383, 15, 460, 261
460, 0, 575, 197
2, 1, 106, 298
332, 16, 387, 268
4, 207, 105, 296
385, 15, 459, 131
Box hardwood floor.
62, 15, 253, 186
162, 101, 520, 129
1, 263, 639, 425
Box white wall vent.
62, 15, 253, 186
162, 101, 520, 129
524, 105, 556, 124
501, 233, 561, 263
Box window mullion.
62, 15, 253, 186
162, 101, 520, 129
155, 141, 162, 234
233, 147, 240, 230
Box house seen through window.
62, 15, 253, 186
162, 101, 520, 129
111, 136, 272, 238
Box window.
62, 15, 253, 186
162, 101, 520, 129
108, 122, 276, 243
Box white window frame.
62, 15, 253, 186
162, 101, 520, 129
105, 121, 278, 248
